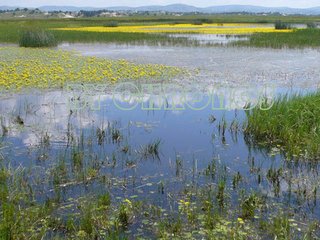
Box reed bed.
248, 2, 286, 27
244, 92, 320, 160
19, 30, 57, 47
235, 29, 320, 48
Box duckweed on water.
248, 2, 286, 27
0, 47, 187, 91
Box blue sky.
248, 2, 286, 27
1, 0, 320, 8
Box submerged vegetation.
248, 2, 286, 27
0, 112, 319, 239
245, 92, 320, 160
139, 139, 161, 159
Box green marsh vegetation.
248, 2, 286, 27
0, 17, 320, 48
103, 21, 119, 27
139, 139, 161, 159
274, 20, 292, 30
244, 92, 320, 160
307, 22, 318, 29
235, 28, 320, 48
1, 151, 318, 239
0, 109, 319, 239
19, 29, 57, 47
52, 31, 200, 46
0, 19, 191, 46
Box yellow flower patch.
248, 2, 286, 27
0, 47, 187, 91
53, 23, 294, 35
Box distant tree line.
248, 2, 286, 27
0, 8, 40, 13
80, 10, 117, 17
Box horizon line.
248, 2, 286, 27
1, 4, 320, 10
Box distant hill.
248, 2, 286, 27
37, 6, 99, 12
0, 6, 17, 11
202, 5, 320, 15
39, 4, 320, 15
129, 4, 202, 13
1, 4, 320, 15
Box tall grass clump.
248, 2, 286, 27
139, 139, 161, 159
19, 29, 57, 48
244, 92, 320, 160
192, 20, 204, 25
307, 22, 318, 29
274, 20, 291, 30
104, 21, 119, 27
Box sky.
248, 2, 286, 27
1, 0, 320, 8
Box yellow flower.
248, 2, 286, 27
237, 217, 245, 224
53, 23, 294, 35
0, 47, 188, 91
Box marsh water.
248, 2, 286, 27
167, 34, 249, 45
59, 43, 320, 88
1, 43, 320, 237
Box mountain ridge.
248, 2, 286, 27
1, 4, 320, 15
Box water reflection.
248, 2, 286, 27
0, 88, 319, 219
167, 34, 248, 45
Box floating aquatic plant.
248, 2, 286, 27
0, 47, 188, 92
